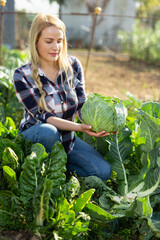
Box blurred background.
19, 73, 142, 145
0, 0, 141, 50
1, 0, 160, 53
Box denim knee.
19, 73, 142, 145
21, 123, 61, 154
35, 124, 60, 153
67, 136, 112, 181
99, 161, 111, 181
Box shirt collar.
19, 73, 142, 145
38, 67, 62, 77
38, 68, 46, 77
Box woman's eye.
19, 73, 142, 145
58, 40, 62, 43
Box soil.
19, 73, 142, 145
0, 229, 39, 240
71, 51, 160, 102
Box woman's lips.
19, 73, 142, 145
49, 53, 58, 57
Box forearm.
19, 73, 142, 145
47, 116, 113, 137
46, 116, 81, 132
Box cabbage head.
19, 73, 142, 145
81, 93, 127, 133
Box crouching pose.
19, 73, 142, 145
13, 13, 115, 181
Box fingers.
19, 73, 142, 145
81, 124, 119, 137
101, 131, 119, 136
113, 131, 118, 134
96, 131, 110, 137
84, 130, 110, 137
99, 131, 119, 136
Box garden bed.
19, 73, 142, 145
71, 51, 160, 101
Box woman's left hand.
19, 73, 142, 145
85, 130, 118, 137
88, 130, 111, 137
79, 124, 118, 137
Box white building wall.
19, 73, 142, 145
62, 0, 135, 48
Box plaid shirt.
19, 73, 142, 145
13, 56, 86, 154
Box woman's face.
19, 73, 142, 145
36, 25, 63, 66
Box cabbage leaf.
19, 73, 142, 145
81, 93, 127, 133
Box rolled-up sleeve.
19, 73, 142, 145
13, 69, 55, 122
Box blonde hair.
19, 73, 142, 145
29, 13, 73, 112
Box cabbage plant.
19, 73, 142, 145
81, 93, 127, 133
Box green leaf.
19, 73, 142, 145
0, 190, 13, 209
141, 101, 160, 119
85, 202, 117, 222
55, 197, 76, 237
33, 179, 53, 226
128, 153, 149, 193
49, 141, 67, 165
47, 141, 67, 188
138, 167, 160, 197
106, 127, 132, 196
140, 117, 158, 153
4, 117, 16, 131
0, 138, 24, 164
62, 176, 80, 199
0, 122, 6, 138
24, 139, 33, 157
3, 117, 18, 138
59, 209, 75, 234
73, 188, 95, 212
0, 190, 18, 227
58, 197, 70, 214
31, 143, 48, 163
3, 166, 18, 192
139, 108, 160, 153
0, 209, 17, 228
14, 133, 25, 151
157, 156, 160, 167
126, 196, 153, 219
148, 212, 160, 234
72, 212, 90, 235
2, 147, 19, 170
130, 148, 160, 197
20, 149, 43, 203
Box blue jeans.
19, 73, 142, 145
20, 123, 111, 181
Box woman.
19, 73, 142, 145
13, 13, 113, 181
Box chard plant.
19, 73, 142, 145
0, 118, 110, 240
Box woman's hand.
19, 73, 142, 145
46, 117, 118, 137
79, 124, 118, 137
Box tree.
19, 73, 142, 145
136, 0, 160, 28
136, 0, 160, 18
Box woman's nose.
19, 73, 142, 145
51, 42, 58, 50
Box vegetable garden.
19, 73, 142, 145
1, 29, 160, 239
1, 87, 160, 240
